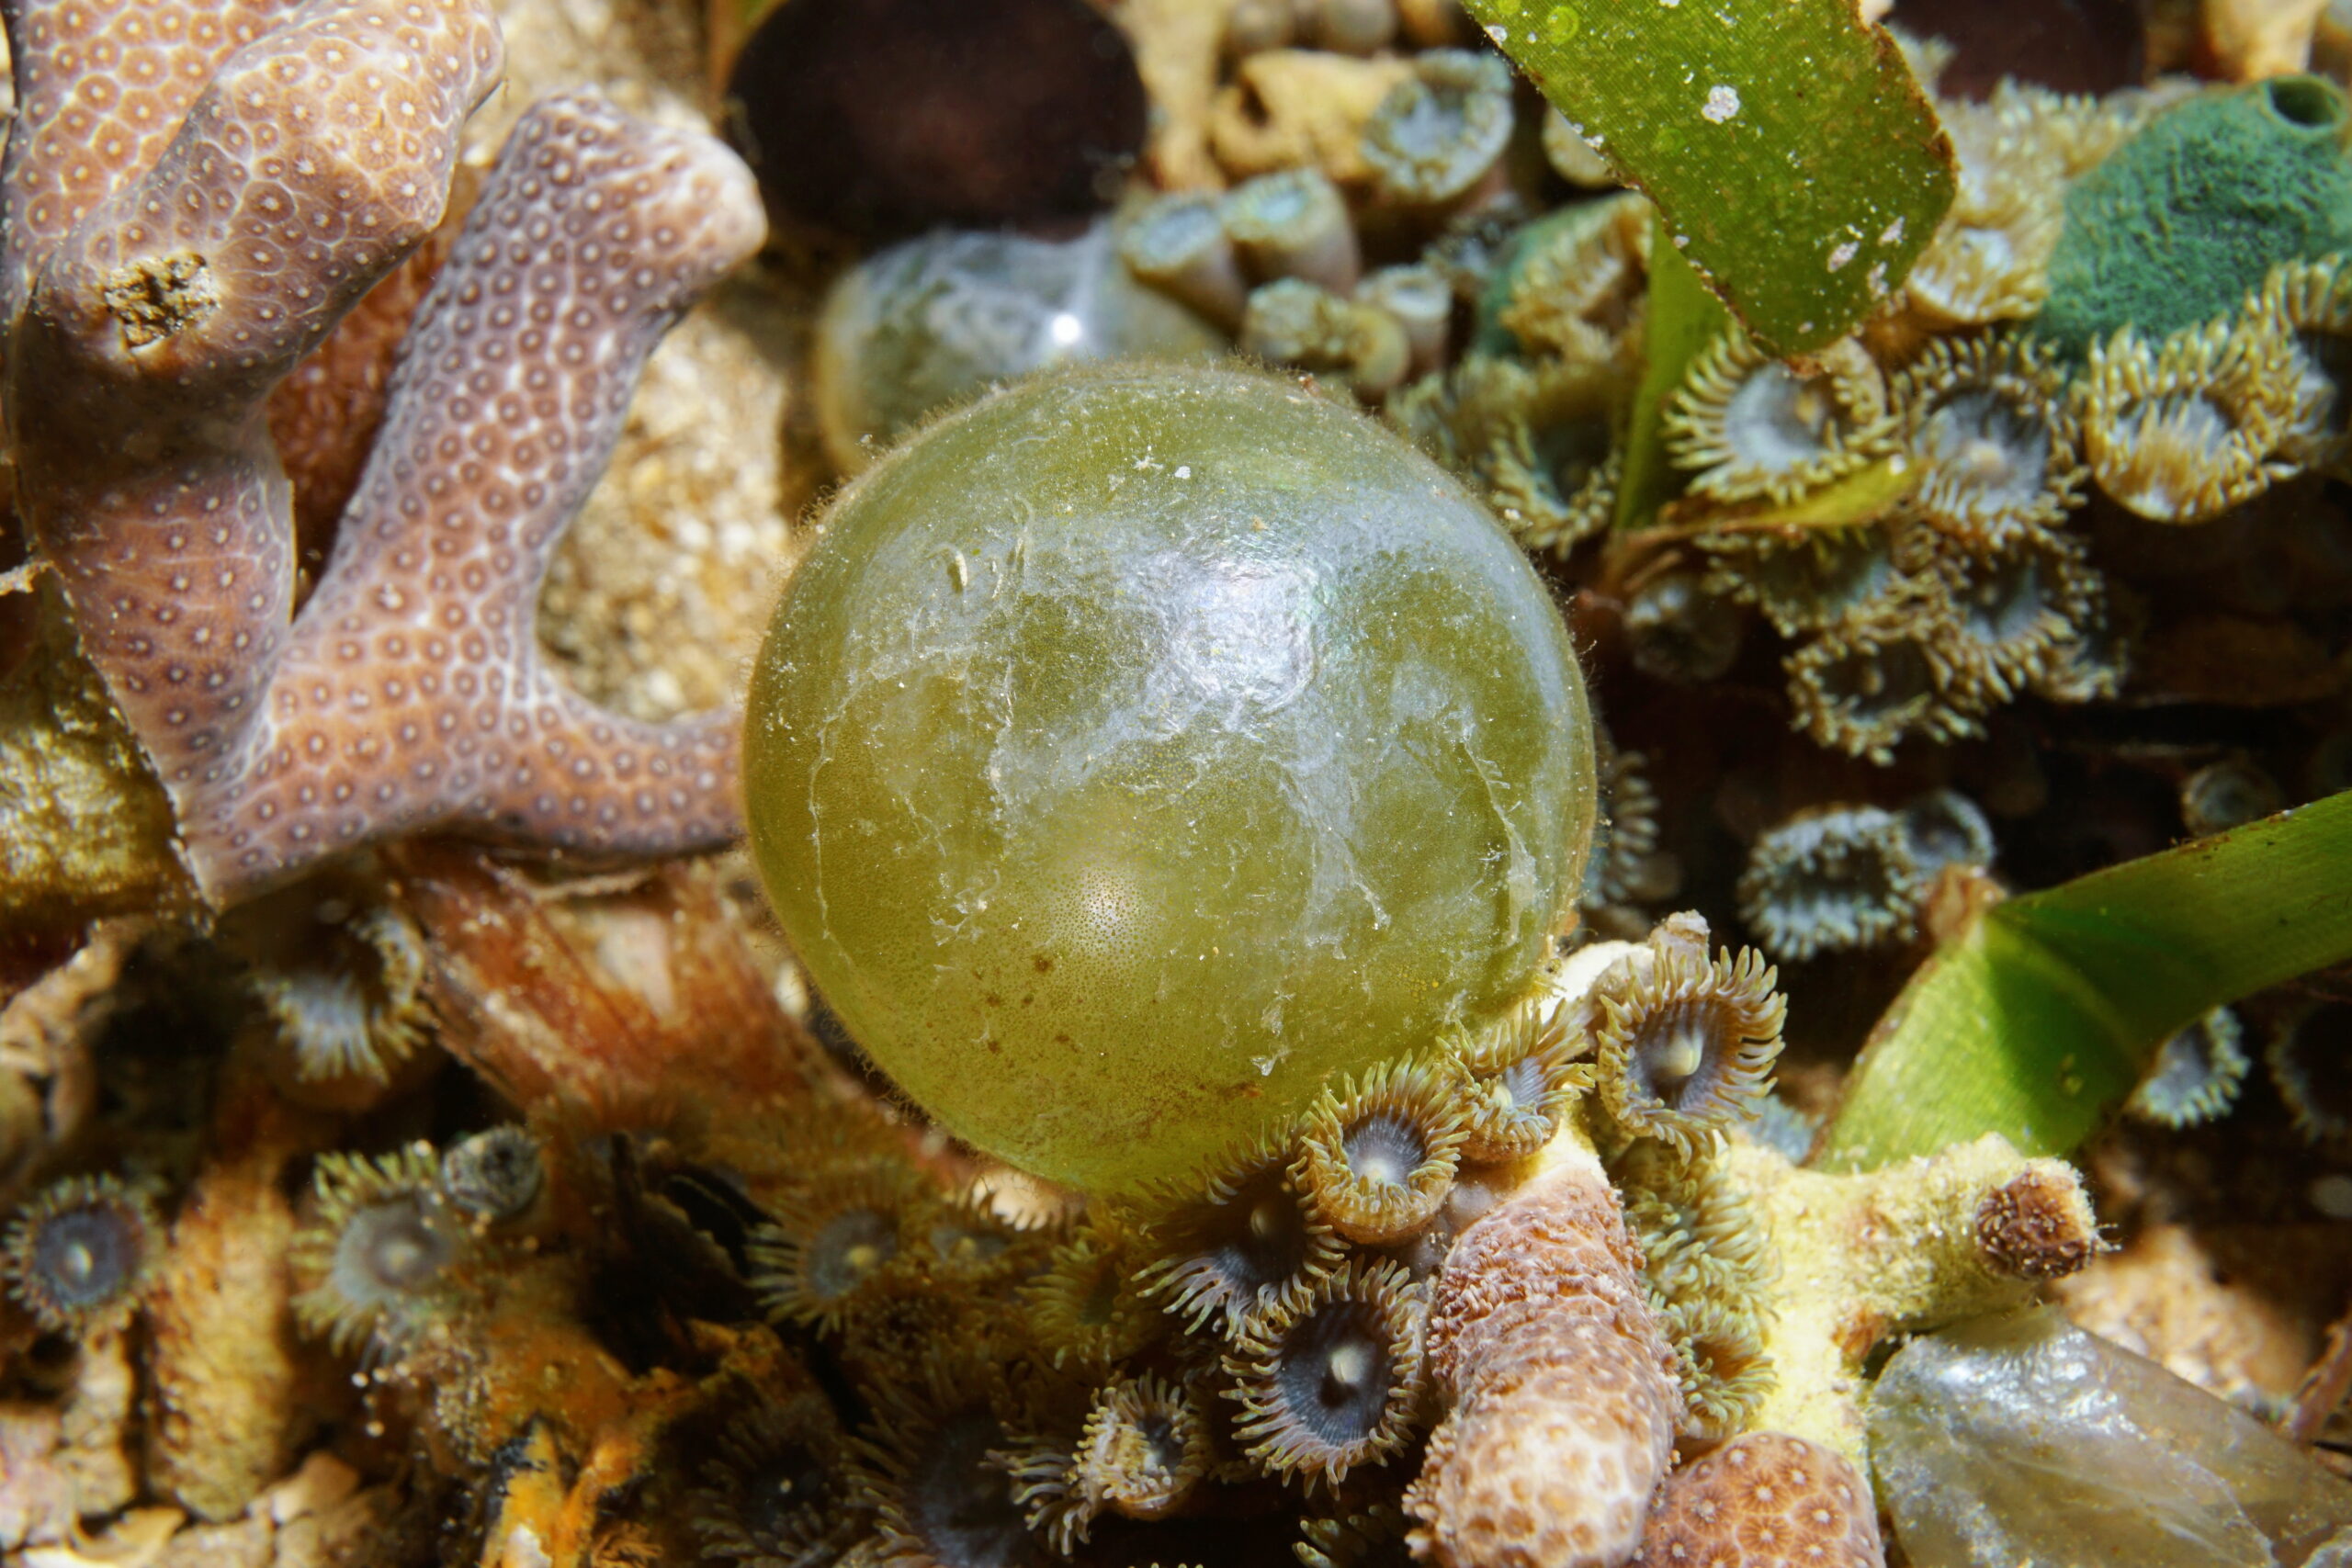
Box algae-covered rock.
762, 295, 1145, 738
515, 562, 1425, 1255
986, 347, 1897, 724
1869, 1306, 2352, 1568
2037, 77, 2352, 356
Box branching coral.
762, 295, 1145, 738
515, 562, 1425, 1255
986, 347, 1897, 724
1, 0, 765, 906
1406, 1137, 1680, 1568
1, 1173, 162, 1335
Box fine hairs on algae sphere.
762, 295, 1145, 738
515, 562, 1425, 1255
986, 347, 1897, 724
746, 363, 1596, 1192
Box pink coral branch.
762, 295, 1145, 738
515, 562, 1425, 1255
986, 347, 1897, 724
190, 93, 758, 898
2, 1, 766, 906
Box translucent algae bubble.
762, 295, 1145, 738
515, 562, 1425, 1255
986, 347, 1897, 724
745, 364, 1596, 1192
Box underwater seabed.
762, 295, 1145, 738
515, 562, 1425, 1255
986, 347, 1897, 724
0, 0, 2350, 1565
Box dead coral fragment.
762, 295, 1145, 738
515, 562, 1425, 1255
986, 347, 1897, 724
1135, 1132, 1344, 1337
1587, 925, 1787, 1156
1665, 334, 1896, 505
1895, 334, 2086, 548
2079, 313, 2312, 524
1629, 1431, 1884, 1568
1362, 49, 1514, 207
1736, 807, 1929, 963
1291, 1055, 1471, 1243
1224, 1257, 1428, 1486
1, 1174, 161, 1336
687, 1388, 857, 1568
291, 1145, 464, 1356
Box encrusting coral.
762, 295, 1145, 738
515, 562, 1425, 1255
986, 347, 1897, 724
1627, 1431, 1883, 1568
2, 0, 766, 908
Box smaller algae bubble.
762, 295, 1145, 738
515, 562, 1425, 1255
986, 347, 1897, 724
745, 364, 1597, 1192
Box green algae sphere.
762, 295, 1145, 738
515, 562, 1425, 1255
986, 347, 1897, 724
745, 364, 1595, 1192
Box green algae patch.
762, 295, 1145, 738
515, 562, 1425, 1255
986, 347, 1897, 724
1819, 788, 2352, 1171
1462, 0, 1953, 356
745, 364, 1597, 1194
2037, 77, 2352, 359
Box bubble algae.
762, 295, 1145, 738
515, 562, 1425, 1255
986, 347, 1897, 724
746, 364, 1596, 1191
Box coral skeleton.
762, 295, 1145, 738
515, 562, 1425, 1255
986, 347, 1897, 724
1, 0, 764, 906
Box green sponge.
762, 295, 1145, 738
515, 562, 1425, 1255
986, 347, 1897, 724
2036, 76, 2352, 358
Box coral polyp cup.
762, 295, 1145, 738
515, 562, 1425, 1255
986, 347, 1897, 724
746, 364, 1595, 1192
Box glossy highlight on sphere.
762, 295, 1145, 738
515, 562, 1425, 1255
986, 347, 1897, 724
746, 365, 1596, 1192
